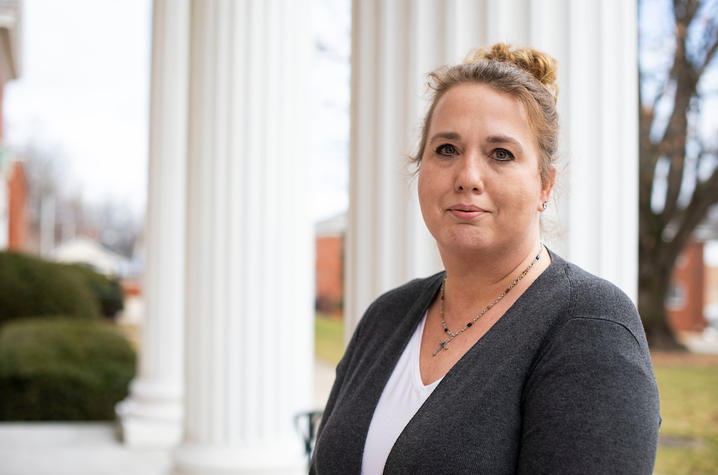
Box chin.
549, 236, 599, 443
437, 229, 494, 253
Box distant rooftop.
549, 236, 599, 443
315, 212, 346, 236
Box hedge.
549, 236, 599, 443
0, 251, 101, 325
0, 317, 136, 420
63, 263, 125, 319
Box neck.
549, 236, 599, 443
438, 237, 545, 321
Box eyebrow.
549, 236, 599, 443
486, 135, 523, 153
429, 132, 461, 142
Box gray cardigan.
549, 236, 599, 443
310, 251, 660, 474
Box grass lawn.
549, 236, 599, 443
652, 352, 718, 475
315, 313, 345, 366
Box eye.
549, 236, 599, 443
491, 148, 515, 161
435, 143, 459, 157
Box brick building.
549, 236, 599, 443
667, 241, 708, 333
5, 160, 26, 250
0, 0, 21, 251
315, 213, 345, 316
667, 211, 718, 334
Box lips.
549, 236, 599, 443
448, 204, 488, 220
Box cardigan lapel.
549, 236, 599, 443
347, 272, 445, 472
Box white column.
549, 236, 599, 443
346, 0, 639, 336
562, 0, 639, 300
171, 1, 313, 474
116, 0, 189, 448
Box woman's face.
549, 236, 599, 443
417, 83, 553, 257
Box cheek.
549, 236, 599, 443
417, 169, 434, 206
495, 177, 541, 213
417, 170, 446, 228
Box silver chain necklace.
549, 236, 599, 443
432, 247, 542, 357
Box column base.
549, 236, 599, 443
115, 379, 183, 448
172, 441, 307, 475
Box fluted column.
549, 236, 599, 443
171, 1, 313, 473
346, 0, 639, 336
562, 0, 639, 299
116, 0, 189, 448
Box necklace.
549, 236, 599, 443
432, 247, 543, 357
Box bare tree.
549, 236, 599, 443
639, 0, 718, 349
92, 199, 141, 258
18, 142, 141, 259
18, 142, 69, 254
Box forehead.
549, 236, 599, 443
429, 83, 533, 140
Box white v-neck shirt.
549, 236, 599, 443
361, 312, 443, 475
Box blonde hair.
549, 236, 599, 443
412, 43, 559, 187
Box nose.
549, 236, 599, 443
454, 155, 483, 193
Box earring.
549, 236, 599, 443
542, 201, 548, 210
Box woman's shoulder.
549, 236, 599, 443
521, 254, 659, 473
547, 251, 647, 349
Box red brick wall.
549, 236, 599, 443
667, 241, 707, 333
7, 161, 27, 251
315, 234, 343, 315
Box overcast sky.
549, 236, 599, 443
5, 0, 351, 223
5, 0, 152, 217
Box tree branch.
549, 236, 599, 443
668, 161, 718, 264
694, 0, 718, 71
672, 0, 701, 26
658, 4, 701, 223
697, 27, 718, 74
638, 70, 658, 203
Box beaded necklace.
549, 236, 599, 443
432, 247, 542, 357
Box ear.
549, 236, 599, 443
538, 166, 556, 212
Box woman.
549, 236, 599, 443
310, 44, 660, 474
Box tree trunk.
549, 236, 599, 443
638, 250, 685, 351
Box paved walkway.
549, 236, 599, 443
0, 359, 336, 475
0, 422, 171, 475
679, 331, 718, 354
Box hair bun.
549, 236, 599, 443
465, 43, 559, 103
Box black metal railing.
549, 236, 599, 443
294, 410, 323, 468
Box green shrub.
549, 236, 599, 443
0, 317, 136, 420
64, 264, 125, 319
0, 251, 101, 324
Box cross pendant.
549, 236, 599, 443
432, 340, 449, 357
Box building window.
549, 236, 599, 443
667, 283, 685, 310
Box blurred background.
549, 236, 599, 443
0, 0, 717, 474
